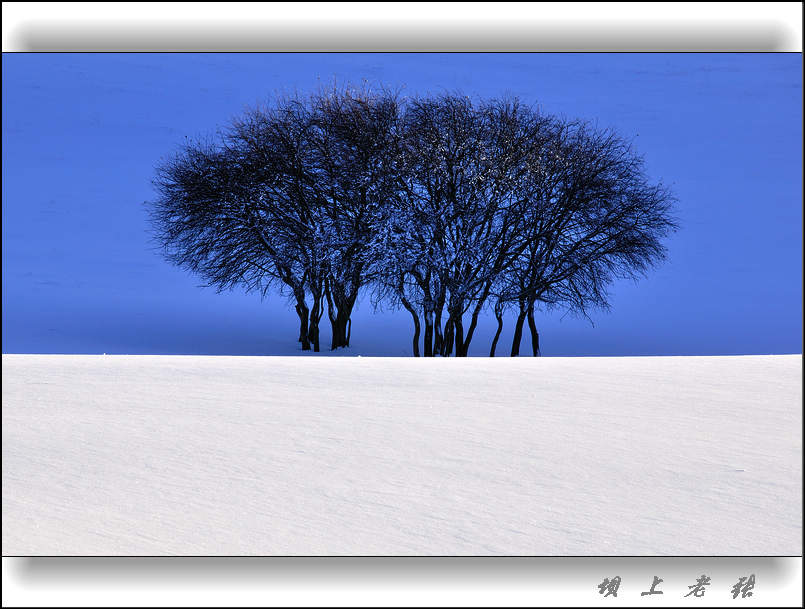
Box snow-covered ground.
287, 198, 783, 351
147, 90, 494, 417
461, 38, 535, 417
2, 354, 801, 555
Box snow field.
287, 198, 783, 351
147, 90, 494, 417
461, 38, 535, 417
2, 354, 801, 555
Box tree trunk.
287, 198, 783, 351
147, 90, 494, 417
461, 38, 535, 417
423, 305, 434, 357
463, 281, 493, 357
308, 285, 325, 353
295, 302, 311, 351
462, 310, 482, 355
338, 296, 356, 348
434, 287, 446, 355
296, 305, 306, 343
433, 309, 443, 356
309, 323, 320, 352
423, 319, 434, 357
453, 313, 466, 357
526, 303, 540, 357
442, 318, 454, 357
296, 304, 310, 351
400, 295, 421, 357
332, 310, 351, 350
490, 301, 504, 357
324, 276, 338, 350
510, 308, 527, 357
325, 277, 356, 350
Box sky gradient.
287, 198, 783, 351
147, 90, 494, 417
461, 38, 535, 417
2, 53, 802, 356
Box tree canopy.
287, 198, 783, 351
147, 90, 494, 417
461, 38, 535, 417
149, 86, 677, 356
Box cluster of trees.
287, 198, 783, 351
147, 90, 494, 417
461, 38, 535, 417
149, 86, 676, 356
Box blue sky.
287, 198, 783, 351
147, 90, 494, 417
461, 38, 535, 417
2, 53, 802, 356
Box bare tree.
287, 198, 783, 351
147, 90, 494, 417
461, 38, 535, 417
226, 97, 329, 351
150, 136, 319, 348
380, 95, 548, 357
150, 88, 675, 357
308, 86, 401, 349
150, 96, 328, 351
150, 87, 402, 353
501, 119, 678, 356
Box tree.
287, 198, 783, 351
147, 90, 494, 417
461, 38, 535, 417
226, 97, 330, 351
150, 87, 676, 357
500, 119, 677, 356
378, 95, 546, 357
378, 94, 676, 358
151, 136, 318, 347
150, 87, 401, 353
151, 97, 328, 351
307, 86, 401, 349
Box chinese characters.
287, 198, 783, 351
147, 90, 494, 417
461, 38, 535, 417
597, 574, 756, 600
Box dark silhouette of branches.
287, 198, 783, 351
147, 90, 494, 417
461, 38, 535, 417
148, 86, 676, 356
501, 119, 678, 356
